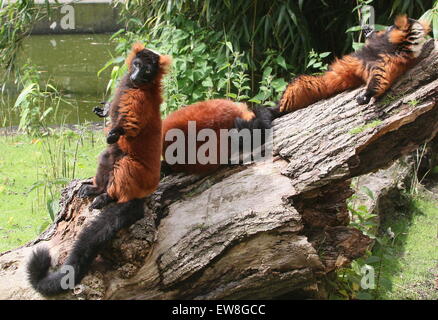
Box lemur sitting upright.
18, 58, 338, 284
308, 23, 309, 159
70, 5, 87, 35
27, 43, 171, 296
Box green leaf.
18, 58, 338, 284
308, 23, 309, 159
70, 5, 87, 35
262, 66, 273, 79
346, 25, 362, 33
306, 58, 316, 68
40, 107, 53, 121
14, 83, 36, 108
38, 221, 51, 234
271, 78, 288, 92
374, 24, 387, 31
251, 92, 266, 102
18, 108, 29, 131
352, 42, 364, 51
98, 56, 124, 77
361, 186, 375, 200
225, 41, 233, 53
275, 56, 288, 70
47, 199, 59, 222
202, 77, 213, 87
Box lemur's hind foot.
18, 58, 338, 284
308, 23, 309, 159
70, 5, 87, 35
77, 184, 102, 198
90, 193, 114, 210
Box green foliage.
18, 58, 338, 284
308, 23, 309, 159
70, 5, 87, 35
0, 0, 53, 79
410, 144, 429, 195
0, 131, 105, 250
114, 0, 433, 75
115, 0, 314, 75
29, 126, 95, 217
99, 19, 289, 114
13, 62, 67, 135
103, 0, 433, 115
249, 66, 288, 106
328, 186, 396, 300
306, 50, 331, 73
419, 0, 438, 39
407, 99, 420, 107
374, 195, 438, 300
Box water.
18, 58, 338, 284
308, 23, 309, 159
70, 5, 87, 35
0, 33, 116, 128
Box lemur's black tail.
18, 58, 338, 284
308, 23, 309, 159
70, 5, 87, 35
233, 105, 286, 132
27, 198, 144, 296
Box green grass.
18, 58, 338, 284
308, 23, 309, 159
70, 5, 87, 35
373, 193, 438, 300
0, 130, 105, 252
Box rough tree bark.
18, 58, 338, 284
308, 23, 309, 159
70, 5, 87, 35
0, 41, 437, 300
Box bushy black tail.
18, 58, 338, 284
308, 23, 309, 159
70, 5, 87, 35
26, 199, 144, 296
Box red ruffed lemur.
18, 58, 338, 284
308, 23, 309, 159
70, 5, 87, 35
27, 43, 171, 296
161, 99, 277, 174
279, 15, 430, 113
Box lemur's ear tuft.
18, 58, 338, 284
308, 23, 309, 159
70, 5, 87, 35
126, 42, 145, 70
394, 14, 409, 30
159, 55, 172, 74
131, 42, 145, 53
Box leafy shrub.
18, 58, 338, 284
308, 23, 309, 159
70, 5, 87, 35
13, 62, 66, 135
99, 18, 289, 114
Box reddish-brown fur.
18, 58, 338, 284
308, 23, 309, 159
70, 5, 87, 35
98, 43, 171, 203
162, 99, 255, 174
107, 87, 163, 202
279, 55, 366, 111
279, 15, 430, 112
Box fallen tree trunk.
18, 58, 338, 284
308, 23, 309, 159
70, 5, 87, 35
0, 40, 437, 300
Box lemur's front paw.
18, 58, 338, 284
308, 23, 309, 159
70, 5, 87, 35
356, 94, 371, 105
106, 127, 125, 144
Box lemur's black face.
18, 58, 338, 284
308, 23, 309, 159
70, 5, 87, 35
130, 49, 160, 86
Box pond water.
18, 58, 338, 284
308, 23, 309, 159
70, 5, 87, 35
0, 33, 116, 128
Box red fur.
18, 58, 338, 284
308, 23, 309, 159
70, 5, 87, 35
107, 87, 163, 202
95, 44, 171, 203
279, 56, 365, 112
162, 99, 254, 174
279, 15, 430, 112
